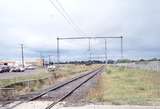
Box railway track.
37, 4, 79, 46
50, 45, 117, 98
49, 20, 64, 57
3, 66, 104, 109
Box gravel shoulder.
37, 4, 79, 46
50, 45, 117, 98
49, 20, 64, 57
2, 101, 160, 109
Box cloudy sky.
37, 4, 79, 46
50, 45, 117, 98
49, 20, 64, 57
0, 0, 160, 61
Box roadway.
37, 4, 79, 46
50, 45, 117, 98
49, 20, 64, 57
0, 69, 41, 80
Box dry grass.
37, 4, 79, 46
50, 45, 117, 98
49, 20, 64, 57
0, 64, 101, 96
0, 68, 50, 87
53, 64, 100, 78
0, 64, 100, 87
87, 75, 104, 102
88, 65, 160, 105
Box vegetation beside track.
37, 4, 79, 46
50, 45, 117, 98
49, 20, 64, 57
0, 64, 100, 95
88, 65, 160, 105
0, 68, 49, 87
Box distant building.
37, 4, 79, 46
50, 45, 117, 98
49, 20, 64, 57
0, 58, 44, 67
0, 61, 16, 66
25, 59, 44, 66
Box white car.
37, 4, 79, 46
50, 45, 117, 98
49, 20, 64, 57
47, 65, 56, 72
10, 67, 25, 72
25, 65, 36, 70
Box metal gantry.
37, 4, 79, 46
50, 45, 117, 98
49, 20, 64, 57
56, 36, 123, 65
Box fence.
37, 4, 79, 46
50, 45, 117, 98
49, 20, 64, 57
116, 61, 160, 72
0, 88, 15, 100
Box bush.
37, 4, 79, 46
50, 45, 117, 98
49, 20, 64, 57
107, 69, 112, 74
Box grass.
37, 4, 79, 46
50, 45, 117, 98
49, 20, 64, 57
0, 64, 100, 87
88, 65, 160, 105
0, 68, 50, 87
54, 64, 100, 78
0, 64, 101, 96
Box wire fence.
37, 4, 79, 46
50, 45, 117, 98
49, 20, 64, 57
116, 61, 160, 72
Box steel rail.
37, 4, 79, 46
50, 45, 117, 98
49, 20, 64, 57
45, 66, 103, 109
6, 66, 103, 109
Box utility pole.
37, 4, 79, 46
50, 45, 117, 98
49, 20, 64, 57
21, 44, 24, 68
121, 36, 123, 59
40, 52, 44, 67
48, 55, 51, 65
88, 38, 92, 61
104, 39, 107, 67
57, 37, 60, 64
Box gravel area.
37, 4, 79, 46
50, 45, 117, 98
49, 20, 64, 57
1, 101, 160, 109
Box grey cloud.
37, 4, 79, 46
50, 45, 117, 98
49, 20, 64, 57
0, 0, 160, 60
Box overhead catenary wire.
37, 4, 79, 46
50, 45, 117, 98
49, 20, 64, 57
49, 0, 95, 62
49, 0, 124, 62
49, 0, 84, 35
55, 0, 84, 34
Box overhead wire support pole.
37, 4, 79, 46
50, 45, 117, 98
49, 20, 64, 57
21, 44, 24, 68
40, 52, 44, 67
104, 39, 107, 66
121, 36, 123, 59
88, 38, 91, 61
57, 36, 123, 64
48, 55, 51, 65
57, 37, 60, 64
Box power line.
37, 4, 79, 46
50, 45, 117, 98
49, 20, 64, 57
49, 0, 84, 34
55, 0, 84, 34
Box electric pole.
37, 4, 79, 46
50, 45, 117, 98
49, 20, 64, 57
105, 39, 107, 65
121, 36, 123, 59
21, 44, 24, 68
48, 55, 51, 65
40, 52, 44, 67
57, 37, 60, 64
88, 38, 92, 61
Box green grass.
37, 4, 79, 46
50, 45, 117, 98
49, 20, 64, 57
88, 65, 160, 105
0, 68, 50, 87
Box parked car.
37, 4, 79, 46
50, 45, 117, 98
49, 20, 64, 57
0, 65, 10, 73
47, 65, 56, 72
10, 67, 25, 72
0, 66, 3, 73
3, 66, 10, 72
25, 65, 36, 70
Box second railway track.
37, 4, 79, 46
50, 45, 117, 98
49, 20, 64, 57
3, 66, 104, 109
